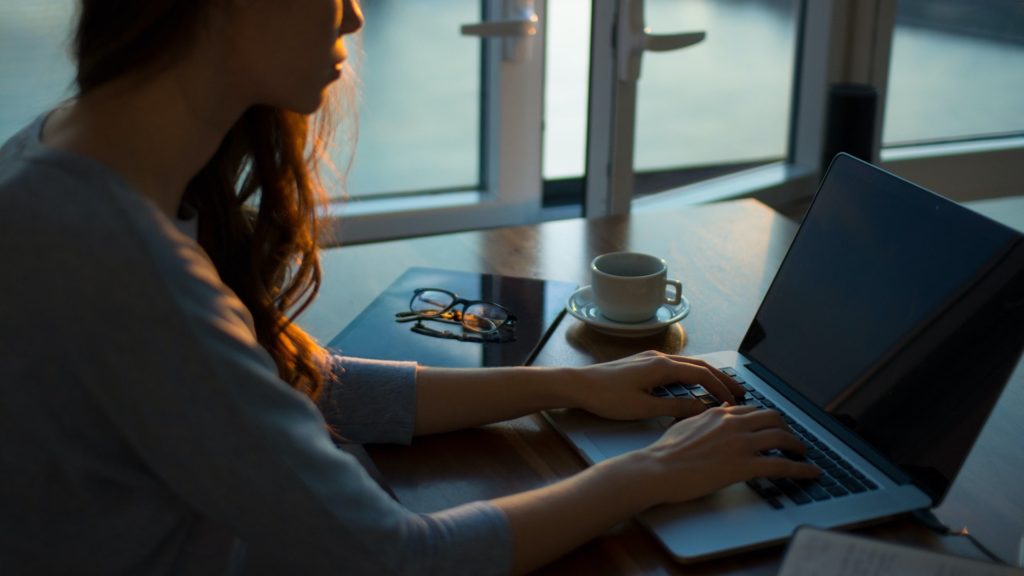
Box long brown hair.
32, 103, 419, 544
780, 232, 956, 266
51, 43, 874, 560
74, 0, 341, 399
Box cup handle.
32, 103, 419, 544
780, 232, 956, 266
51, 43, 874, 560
665, 279, 683, 305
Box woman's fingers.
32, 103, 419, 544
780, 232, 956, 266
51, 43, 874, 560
640, 395, 706, 419
670, 363, 737, 405
675, 356, 746, 399
718, 404, 761, 416
746, 428, 807, 456
652, 354, 744, 399
666, 397, 708, 418
729, 406, 788, 431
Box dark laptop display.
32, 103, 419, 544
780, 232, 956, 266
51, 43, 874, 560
741, 154, 1024, 501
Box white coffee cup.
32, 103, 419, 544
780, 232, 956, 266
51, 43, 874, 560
590, 252, 683, 323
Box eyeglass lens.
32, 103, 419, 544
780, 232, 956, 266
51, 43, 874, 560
410, 290, 510, 333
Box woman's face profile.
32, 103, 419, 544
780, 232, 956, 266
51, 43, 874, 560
229, 0, 364, 114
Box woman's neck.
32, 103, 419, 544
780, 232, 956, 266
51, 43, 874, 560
42, 57, 248, 220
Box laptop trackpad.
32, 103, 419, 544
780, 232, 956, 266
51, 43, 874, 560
577, 417, 671, 460
640, 483, 795, 561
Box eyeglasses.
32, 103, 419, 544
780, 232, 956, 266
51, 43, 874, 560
394, 288, 517, 343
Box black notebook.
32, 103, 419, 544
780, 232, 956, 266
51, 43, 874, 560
327, 267, 577, 368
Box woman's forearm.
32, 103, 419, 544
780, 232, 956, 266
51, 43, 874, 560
493, 451, 658, 575
413, 366, 580, 436
413, 352, 748, 436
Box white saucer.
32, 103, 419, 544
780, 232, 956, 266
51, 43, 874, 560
565, 286, 691, 337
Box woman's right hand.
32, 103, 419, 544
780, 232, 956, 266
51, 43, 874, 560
636, 404, 820, 506
495, 404, 821, 574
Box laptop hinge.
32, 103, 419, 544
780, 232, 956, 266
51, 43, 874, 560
743, 360, 918, 488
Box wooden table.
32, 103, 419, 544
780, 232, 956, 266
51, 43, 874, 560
300, 199, 1024, 573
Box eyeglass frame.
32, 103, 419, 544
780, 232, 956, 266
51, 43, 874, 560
394, 287, 517, 337
407, 320, 517, 343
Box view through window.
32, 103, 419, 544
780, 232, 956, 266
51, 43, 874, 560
2, 1, 1022, 205
884, 0, 1024, 146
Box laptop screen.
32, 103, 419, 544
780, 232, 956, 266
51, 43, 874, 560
740, 154, 1024, 500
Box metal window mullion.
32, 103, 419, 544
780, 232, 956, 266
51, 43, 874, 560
788, 0, 835, 182
584, 0, 635, 218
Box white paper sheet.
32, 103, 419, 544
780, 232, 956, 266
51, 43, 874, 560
779, 528, 1024, 576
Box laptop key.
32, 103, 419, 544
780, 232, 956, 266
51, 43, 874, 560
820, 461, 841, 474
652, 386, 671, 398
803, 484, 832, 501
746, 478, 782, 499
825, 484, 850, 497
806, 448, 826, 460
767, 498, 784, 510
664, 383, 690, 397
831, 468, 851, 480
839, 477, 866, 493
773, 479, 812, 505
788, 492, 812, 505
862, 478, 878, 490
816, 475, 837, 487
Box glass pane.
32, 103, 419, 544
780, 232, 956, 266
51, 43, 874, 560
634, 0, 798, 173
348, 1, 481, 199
884, 0, 1024, 145
0, 1, 76, 143
543, 0, 591, 180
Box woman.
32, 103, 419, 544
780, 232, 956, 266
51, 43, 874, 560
0, 0, 818, 574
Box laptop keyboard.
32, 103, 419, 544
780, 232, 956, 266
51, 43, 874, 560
652, 367, 879, 509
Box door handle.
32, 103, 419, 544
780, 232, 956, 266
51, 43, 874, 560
618, 0, 705, 82
461, 0, 539, 62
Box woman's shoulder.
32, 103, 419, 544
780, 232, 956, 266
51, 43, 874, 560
2, 115, 131, 232
0, 119, 220, 305
2, 115, 187, 250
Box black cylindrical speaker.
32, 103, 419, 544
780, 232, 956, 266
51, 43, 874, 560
821, 83, 878, 172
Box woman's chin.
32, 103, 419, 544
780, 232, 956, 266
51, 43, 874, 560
269, 92, 328, 116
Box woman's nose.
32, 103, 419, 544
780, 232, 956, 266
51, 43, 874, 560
340, 0, 364, 36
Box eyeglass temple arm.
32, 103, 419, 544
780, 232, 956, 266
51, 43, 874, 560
395, 311, 463, 324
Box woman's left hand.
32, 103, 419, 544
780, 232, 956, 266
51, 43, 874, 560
566, 351, 746, 421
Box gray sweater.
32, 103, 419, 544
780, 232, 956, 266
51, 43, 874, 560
0, 115, 512, 575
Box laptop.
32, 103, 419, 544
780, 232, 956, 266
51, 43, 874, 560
546, 153, 1024, 562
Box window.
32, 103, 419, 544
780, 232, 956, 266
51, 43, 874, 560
347, 1, 481, 199
542, 0, 591, 183
329, 0, 548, 243
634, 0, 798, 176
0, 2, 76, 142
884, 0, 1024, 145
876, 0, 1024, 202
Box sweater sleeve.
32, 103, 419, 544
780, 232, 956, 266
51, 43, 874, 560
316, 355, 418, 445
